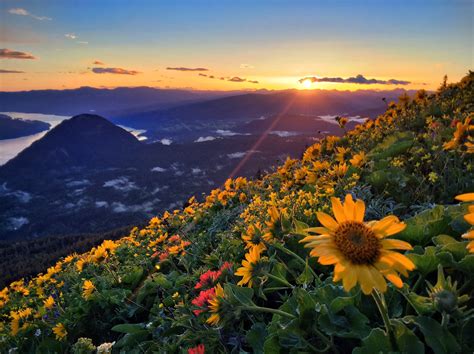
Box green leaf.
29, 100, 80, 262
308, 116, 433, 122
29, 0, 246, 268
397, 206, 449, 245
225, 283, 255, 306
414, 316, 460, 354
392, 320, 425, 354
457, 254, 474, 274
296, 262, 314, 285
407, 246, 439, 276
353, 328, 392, 354
246, 323, 268, 354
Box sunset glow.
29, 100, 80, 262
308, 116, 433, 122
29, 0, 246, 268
1, 1, 472, 92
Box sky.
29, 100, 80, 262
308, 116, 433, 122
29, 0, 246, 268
0, 0, 472, 92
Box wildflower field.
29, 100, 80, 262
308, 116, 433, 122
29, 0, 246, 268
1, 73, 473, 353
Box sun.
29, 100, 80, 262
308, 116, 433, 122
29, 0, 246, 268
302, 79, 313, 89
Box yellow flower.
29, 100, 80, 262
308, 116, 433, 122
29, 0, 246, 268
443, 117, 473, 151
456, 193, 474, 253
300, 194, 415, 295
53, 322, 67, 340
43, 296, 55, 310
206, 284, 225, 326
335, 147, 350, 163
349, 152, 367, 167
235, 247, 265, 287
82, 280, 95, 300
241, 223, 266, 251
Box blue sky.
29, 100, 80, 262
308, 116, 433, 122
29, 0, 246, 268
1, 0, 472, 91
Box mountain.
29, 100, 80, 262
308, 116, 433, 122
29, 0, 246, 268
1, 73, 472, 353
0, 114, 140, 173
0, 86, 236, 117
0, 114, 50, 140
113, 88, 411, 130
0, 113, 317, 241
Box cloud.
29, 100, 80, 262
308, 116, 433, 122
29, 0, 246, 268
93, 60, 104, 65
65, 33, 77, 39
298, 74, 411, 85
0, 48, 36, 59
195, 136, 217, 142
8, 8, 51, 21
77, 41, 88, 45
228, 76, 246, 82
166, 67, 208, 72
0, 69, 24, 73
198, 73, 207, 77
240, 64, 254, 69
103, 176, 138, 192
92, 67, 141, 75
247, 80, 259, 84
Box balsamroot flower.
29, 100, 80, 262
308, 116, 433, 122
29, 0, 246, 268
235, 247, 266, 287
82, 280, 95, 300
53, 322, 67, 340
300, 194, 415, 295
206, 284, 225, 326
456, 193, 474, 253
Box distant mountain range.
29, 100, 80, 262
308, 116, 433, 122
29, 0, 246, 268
0, 86, 238, 117
0, 114, 50, 140
112, 88, 412, 141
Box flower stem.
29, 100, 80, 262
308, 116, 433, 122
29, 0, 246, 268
372, 290, 397, 351
273, 243, 321, 284
240, 305, 296, 319
266, 273, 293, 288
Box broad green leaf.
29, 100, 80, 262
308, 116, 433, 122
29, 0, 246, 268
414, 316, 460, 354
246, 323, 268, 354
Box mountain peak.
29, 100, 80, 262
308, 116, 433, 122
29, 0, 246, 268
1, 114, 140, 172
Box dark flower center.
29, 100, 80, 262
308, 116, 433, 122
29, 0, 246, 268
334, 221, 381, 264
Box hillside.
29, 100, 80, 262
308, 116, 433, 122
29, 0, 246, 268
0, 114, 50, 140
0, 73, 473, 353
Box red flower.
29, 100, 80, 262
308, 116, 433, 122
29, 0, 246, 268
219, 262, 233, 272
195, 270, 221, 290
188, 344, 205, 354
191, 288, 215, 316
168, 234, 181, 243
159, 251, 169, 261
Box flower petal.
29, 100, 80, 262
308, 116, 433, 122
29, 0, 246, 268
316, 212, 339, 231
342, 267, 357, 292
344, 194, 356, 220
354, 200, 366, 222
456, 193, 474, 202
381, 239, 413, 250
331, 197, 347, 223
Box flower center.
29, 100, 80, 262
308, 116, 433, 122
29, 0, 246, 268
333, 221, 381, 265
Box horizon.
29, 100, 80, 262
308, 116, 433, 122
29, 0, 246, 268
1, 0, 472, 92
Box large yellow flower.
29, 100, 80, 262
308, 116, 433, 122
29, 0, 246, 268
300, 194, 415, 295
206, 284, 225, 326
82, 280, 95, 300
456, 193, 474, 253
235, 247, 265, 287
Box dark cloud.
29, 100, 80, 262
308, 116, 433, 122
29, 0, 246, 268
93, 60, 105, 65
299, 74, 411, 85
167, 67, 208, 72
198, 73, 208, 77
0, 69, 25, 73
92, 67, 141, 75
228, 76, 246, 82
0, 48, 36, 59
247, 80, 259, 84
